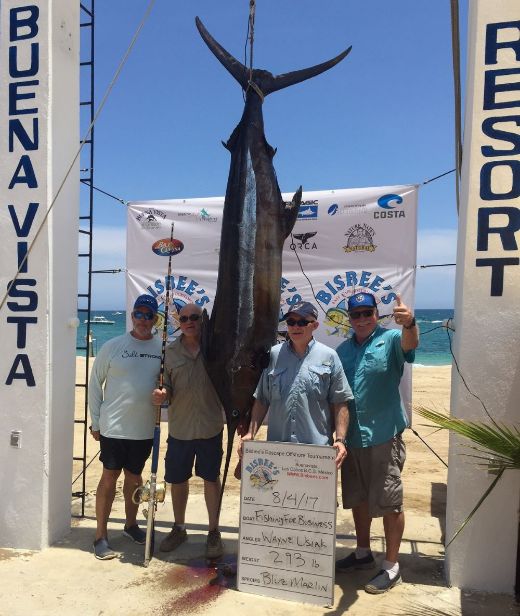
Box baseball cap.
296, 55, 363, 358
133, 294, 158, 315
347, 292, 377, 311
283, 301, 318, 321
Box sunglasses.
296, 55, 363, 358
348, 309, 375, 320
286, 318, 314, 327
133, 310, 155, 321
179, 314, 201, 323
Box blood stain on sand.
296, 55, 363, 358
158, 556, 237, 614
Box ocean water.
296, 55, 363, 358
77, 308, 454, 366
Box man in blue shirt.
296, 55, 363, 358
238, 301, 353, 468
335, 292, 418, 594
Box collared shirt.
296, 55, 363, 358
254, 338, 353, 446
88, 333, 161, 439
336, 325, 415, 448
163, 336, 224, 440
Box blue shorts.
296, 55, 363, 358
164, 431, 223, 484
99, 435, 153, 475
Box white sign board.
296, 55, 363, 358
238, 441, 337, 607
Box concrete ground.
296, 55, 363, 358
0, 365, 517, 615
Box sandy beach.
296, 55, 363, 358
0, 359, 516, 615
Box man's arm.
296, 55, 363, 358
393, 293, 419, 352
331, 402, 349, 468
88, 346, 110, 437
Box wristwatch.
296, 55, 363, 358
403, 316, 416, 329
334, 438, 347, 446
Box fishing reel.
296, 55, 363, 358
132, 480, 166, 506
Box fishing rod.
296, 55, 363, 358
132, 221, 175, 567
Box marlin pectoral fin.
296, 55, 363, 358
282, 186, 302, 239
196, 17, 249, 90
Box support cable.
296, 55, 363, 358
449, 0, 463, 214
0, 0, 157, 314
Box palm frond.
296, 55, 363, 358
414, 406, 519, 545
415, 407, 520, 470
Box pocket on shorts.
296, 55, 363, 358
380, 471, 403, 509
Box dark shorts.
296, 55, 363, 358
341, 432, 406, 518
99, 435, 153, 476
164, 431, 223, 484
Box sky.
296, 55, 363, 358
80, 0, 468, 309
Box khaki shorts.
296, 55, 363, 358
341, 432, 406, 518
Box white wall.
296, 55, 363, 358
447, 0, 520, 592
0, 1, 79, 549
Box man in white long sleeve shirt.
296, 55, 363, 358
89, 294, 161, 560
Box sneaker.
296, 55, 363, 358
336, 551, 376, 572
160, 525, 187, 552
206, 529, 223, 560
123, 524, 146, 544
93, 537, 117, 560
364, 569, 402, 594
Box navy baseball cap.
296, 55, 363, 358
283, 301, 318, 320
133, 294, 158, 315
347, 292, 377, 311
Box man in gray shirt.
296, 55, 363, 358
238, 301, 353, 467
89, 294, 161, 560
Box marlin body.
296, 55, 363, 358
195, 17, 351, 490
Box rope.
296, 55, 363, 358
449, 0, 463, 215
0, 0, 157, 315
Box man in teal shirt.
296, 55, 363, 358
335, 292, 418, 594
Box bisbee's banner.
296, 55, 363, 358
127, 184, 418, 345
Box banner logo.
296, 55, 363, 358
377, 194, 403, 209
136, 208, 167, 230
290, 231, 318, 251
245, 457, 280, 491
199, 208, 218, 222
315, 271, 397, 338
343, 224, 376, 253
297, 204, 318, 221
151, 238, 184, 256
375, 194, 405, 219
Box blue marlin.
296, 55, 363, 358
196, 17, 351, 489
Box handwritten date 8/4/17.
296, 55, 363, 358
272, 491, 319, 511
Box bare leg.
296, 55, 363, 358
95, 468, 121, 540
172, 481, 189, 525
352, 500, 372, 549
204, 479, 221, 531
122, 469, 142, 527
383, 511, 404, 563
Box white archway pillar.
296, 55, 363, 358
0, 1, 79, 549
447, 0, 520, 593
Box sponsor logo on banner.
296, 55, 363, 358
290, 231, 318, 251
135, 208, 167, 230
294, 200, 319, 221
374, 193, 405, 219
144, 275, 211, 338
328, 203, 367, 216
315, 270, 397, 338
151, 238, 184, 256
245, 457, 280, 490
199, 208, 218, 222
343, 224, 376, 253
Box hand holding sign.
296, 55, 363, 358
393, 293, 415, 328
